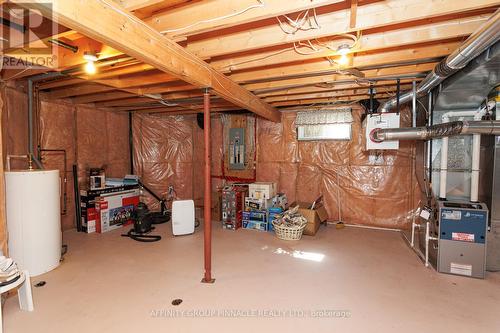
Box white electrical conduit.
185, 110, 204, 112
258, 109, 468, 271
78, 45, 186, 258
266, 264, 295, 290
439, 108, 486, 200
160, 0, 265, 34
471, 133, 481, 202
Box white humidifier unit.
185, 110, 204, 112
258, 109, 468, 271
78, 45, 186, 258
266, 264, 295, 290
171, 200, 195, 236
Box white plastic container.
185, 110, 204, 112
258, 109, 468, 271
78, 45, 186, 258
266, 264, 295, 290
5, 170, 62, 276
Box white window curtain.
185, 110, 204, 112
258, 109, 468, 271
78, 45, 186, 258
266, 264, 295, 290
295, 108, 353, 126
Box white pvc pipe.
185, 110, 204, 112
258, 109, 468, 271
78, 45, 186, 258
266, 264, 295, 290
471, 133, 481, 202
332, 223, 401, 232
425, 221, 430, 267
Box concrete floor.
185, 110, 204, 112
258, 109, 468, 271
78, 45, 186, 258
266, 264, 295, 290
4, 222, 500, 333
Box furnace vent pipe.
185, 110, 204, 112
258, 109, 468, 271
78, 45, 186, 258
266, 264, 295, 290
371, 120, 500, 142
379, 9, 500, 113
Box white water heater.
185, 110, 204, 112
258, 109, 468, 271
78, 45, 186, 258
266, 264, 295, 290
5, 170, 62, 276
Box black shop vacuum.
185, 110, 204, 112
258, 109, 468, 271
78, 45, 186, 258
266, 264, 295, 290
121, 202, 171, 242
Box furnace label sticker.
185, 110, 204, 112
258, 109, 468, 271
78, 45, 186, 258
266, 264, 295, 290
450, 263, 472, 276
442, 210, 461, 220
451, 232, 474, 242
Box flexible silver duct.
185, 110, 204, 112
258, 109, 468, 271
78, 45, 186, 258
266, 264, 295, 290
371, 120, 500, 142
379, 9, 500, 113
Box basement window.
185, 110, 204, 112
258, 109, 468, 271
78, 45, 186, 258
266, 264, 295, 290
296, 108, 352, 141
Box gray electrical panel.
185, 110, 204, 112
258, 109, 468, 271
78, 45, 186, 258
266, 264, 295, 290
438, 201, 488, 278
229, 128, 245, 170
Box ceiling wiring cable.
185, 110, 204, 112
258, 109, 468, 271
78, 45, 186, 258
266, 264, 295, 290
277, 8, 320, 34
223, 47, 294, 71
223, 33, 359, 71
160, 0, 265, 34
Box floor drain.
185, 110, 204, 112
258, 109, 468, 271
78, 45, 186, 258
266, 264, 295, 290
171, 299, 183, 306
34, 281, 46, 288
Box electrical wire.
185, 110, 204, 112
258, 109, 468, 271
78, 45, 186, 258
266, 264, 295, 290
222, 34, 359, 72
277, 8, 320, 34
160, 0, 265, 34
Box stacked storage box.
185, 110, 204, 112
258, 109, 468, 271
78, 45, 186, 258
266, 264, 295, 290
267, 207, 283, 232
80, 184, 139, 233
221, 185, 248, 230
243, 182, 276, 232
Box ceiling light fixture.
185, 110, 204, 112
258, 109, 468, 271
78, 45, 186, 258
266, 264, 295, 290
336, 44, 352, 66
83, 52, 98, 75
337, 43, 351, 55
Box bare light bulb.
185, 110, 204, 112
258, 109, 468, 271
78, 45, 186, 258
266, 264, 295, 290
338, 54, 349, 66
84, 61, 96, 74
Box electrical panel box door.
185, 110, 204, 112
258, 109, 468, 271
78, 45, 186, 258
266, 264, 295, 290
229, 128, 245, 170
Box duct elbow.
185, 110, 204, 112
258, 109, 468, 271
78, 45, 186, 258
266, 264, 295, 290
369, 128, 385, 142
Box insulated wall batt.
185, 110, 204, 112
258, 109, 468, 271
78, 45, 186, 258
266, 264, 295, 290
1, 84, 130, 232
133, 105, 417, 229
256, 105, 416, 229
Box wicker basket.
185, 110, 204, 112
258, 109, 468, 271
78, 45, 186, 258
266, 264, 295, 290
272, 220, 307, 241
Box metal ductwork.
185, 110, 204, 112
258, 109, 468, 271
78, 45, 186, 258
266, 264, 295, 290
371, 120, 500, 142
379, 9, 500, 113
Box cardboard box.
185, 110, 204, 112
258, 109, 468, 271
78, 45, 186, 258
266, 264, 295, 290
243, 210, 267, 222
96, 189, 140, 233
267, 207, 283, 232
79, 185, 140, 233
245, 196, 272, 211
291, 201, 328, 236
90, 175, 106, 190
249, 182, 277, 200
243, 220, 268, 232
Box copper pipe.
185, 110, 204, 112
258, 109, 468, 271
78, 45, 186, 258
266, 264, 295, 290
202, 88, 214, 283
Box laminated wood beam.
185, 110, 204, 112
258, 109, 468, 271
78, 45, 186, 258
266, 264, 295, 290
12, 0, 280, 122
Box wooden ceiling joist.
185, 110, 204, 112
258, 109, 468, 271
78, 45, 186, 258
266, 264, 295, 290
185, 0, 499, 59
272, 93, 394, 107
13, 0, 280, 122
143, 0, 345, 38
210, 16, 486, 72
228, 42, 457, 83
243, 62, 437, 91
4, 0, 498, 114
256, 79, 421, 98
264, 85, 413, 103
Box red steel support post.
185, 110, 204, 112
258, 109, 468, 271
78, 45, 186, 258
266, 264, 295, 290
202, 88, 215, 283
